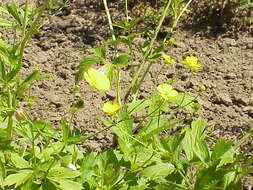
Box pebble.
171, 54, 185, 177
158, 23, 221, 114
243, 71, 253, 79
232, 96, 249, 106
224, 73, 237, 79
213, 93, 232, 106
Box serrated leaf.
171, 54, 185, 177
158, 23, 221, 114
223, 171, 236, 189
211, 139, 235, 167
142, 162, 175, 178
11, 153, 30, 169
211, 140, 233, 161
48, 166, 81, 179
194, 166, 218, 190
4, 170, 33, 188
112, 54, 132, 66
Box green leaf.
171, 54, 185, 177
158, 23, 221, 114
142, 162, 175, 178
169, 93, 198, 112
11, 153, 30, 169
139, 118, 181, 140
0, 160, 5, 188
112, 54, 132, 66
94, 45, 106, 59
80, 152, 97, 180
127, 99, 149, 115
84, 67, 111, 91
6, 63, 22, 82
194, 139, 210, 163
194, 166, 218, 190
4, 170, 33, 188
7, 3, 22, 25
191, 118, 206, 140
223, 171, 236, 189
211, 139, 235, 167
182, 127, 194, 161
49, 178, 83, 190
48, 166, 81, 179
60, 118, 70, 144
75, 56, 102, 83
211, 140, 233, 161
0, 18, 15, 28
19, 69, 40, 87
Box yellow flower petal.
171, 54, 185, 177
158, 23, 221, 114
162, 53, 176, 65
181, 56, 202, 72
157, 83, 178, 100
102, 102, 120, 115
84, 68, 110, 92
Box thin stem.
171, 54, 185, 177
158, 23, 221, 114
103, 0, 121, 104
173, 0, 193, 29
164, 0, 193, 42
21, 0, 29, 38
125, 0, 172, 101
18, 0, 50, 65
125, 0, 129, 22
116, 67, 122, 106
6, 89, 14, 143
103, 0, 116, 41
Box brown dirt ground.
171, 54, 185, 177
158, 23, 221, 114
19, 0, 253, 151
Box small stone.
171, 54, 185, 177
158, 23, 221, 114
224, 73, 236, 79
232, 95, 249, 106
243, 71, 253, 79
48, 94, 63, 108
243, 107, 253, 118
213, 93, 232, 106
58, 72, 67, 80
174, 41, 186, 48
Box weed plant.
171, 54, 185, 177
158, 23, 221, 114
0, 0, 252, 190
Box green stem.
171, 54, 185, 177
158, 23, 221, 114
125, 0, 129, 22
125, 0, 172, 101
18, 0, 50, 65
103, 0, 122, 104
22, 0, 29, 38
6, 89, 14, 143
103, 0, 116, 41
164, 0, 193, 42
116, 67, 122, 105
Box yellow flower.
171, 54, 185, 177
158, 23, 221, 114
84, 68, 110, 92
181, 56, 202, 72
162, 53, 176, 65
102, 102, 120, 115
157, 83, 178, 100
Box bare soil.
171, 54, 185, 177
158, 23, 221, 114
21, 0, 253, 151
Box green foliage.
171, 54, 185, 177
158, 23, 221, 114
0, 0, 252, 190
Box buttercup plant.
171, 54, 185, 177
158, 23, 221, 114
0, 0, 253, 190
